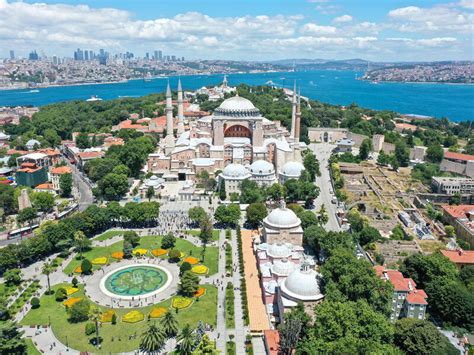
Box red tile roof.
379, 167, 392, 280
264, 330, 280, 355
384, 270, 416, 292
77, 151, 103, 160
444, 151, 474, 162
406, 290, 428, 305
441, 250, 474, 265
442, 205, 474, 219
35, 183, 54, 190
51, 166, 72, 175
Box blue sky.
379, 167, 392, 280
1, 0, 473, 61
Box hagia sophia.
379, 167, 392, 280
147, 79, 307, 185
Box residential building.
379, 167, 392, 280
442, 205, 474, 247
440, 151, 474, 178
432, 177, 474, 195
336, 138, 355, 153
441, 249, 474, 269
50, 166, 72, 191
15, 163, 48, 188
375, 266, 428, 321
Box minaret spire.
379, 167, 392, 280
164, 81, 175, 152
177, 79, 184, 135
290, 80, 297, 140
295, 87, 301, 142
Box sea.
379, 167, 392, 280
0, 70, 473, 122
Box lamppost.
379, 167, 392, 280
65, 335, 69, 351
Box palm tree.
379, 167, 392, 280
140, 322, 166, 354
160, 311, 179, 337
74, 231, 87, 260
177, 324, 196, 355
42, 261, 53, 295
88, 306, 102, 347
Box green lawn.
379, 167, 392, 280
21, 283, 217, 353
186, 229, 220, 241
64, 235, 219, 275
25, 338, 41, 355
94, 230, 124, 241
227, 341, 236, 355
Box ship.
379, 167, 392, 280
86, 95, 103, 102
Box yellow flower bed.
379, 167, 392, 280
111, 251, 124, 260
171, 296, 194, 309
91, 256, 108, 265
63, 297, 82, 308
65, 287, 79, 296
179, 252, 186, 258
122, 310, 144, 323
183, 256, 199, 265
151, 249, 167, 257
191, 265, 209, 275
194, 287, 206, 298
73, 266, 82, 273
133, 248, 148, 256
149, 307, 168, 319
100, 310, 116, 323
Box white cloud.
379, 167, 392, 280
388, 5, 474, 33
386, 37, 457, 47
333, 15, 353, 23
459, 0, 474, 9
301, 23, 337, 35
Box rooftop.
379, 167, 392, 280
51, 166, 72, 175
444, 151, 474, 162
441, 250, 474, 265
442, 205, 474, 219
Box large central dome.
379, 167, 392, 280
264, 207, 301, 229
214, 96, 261, 117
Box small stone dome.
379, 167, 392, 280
281, 264, 324, 301
264, 207, 300, 229
144, 175, 164, 188
280, 161, 305, 178
271, 258, 295, 276
267, 243, 292, 258
218, 96, 256, 110
249, 160, 275, 175
222, 163, 250, 179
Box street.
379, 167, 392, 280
310, 142, 341, 232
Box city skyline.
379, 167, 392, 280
0, 0, 473, 61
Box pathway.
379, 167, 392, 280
214, 229, 227, 353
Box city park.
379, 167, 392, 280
1, 203, 232, 354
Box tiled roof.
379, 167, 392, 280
442, 205, 474, 219
51, 166, 72, 175
406, 290, 428, 305
35, 183, 54, 190
77, 151, 103, 159
441, 250, 474, 265
264, 330, 280, 354
444, 151, 474, 162
385, 270, 416, 292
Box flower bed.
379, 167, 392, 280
171, 296, 194, 309
183, 256, 199, 265
191, 265, 209, 275
63, 297, 82, 308
122, 310, 144, 323
73, 266, 82, 273
100, 310, 116, 323
111, 251, 124, 260
91, 257, 108, 265
194, 287, 206, 298
133, 248, 148, 256
65, 287, 79, 296
179, 251, 186, 258
149, 307, 168, 319
151, 249, 167, 257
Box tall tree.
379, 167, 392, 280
146, 186, 155, 201
178, 271, 200, 297
74, 231, 89, 260
140, 322, 166, 354
42, 261, 53, 295
278, 317, 302, 355
88, 306, 102, 347
358, 138, 373, 160
177, 324, 196, 355
59, 173, 73, 197
160, 311, 179, 337
0, 321, 27, 354
246, 203, 268, 227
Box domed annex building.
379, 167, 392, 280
147, 78, 306, 184
255, 202, 324, 323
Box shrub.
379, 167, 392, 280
55, 288, 67, 301
111, 313, 117, 325
81, 259, 92, 275
85, 322, 96, 336
168, 248, 181, 262
67, 299, 89, 323
72, 277, 78, 287
30, 297, 40, 309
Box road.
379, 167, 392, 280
309, 143, 341, 232
69, 162, 94, 211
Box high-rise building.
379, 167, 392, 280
89, 50, 94, 60
52, 55, 58, 65
84, 50, 89, 61
171, 55, 176, 61
28, 50, 39, 61
145, 52, 149, 60
158, 50, 163, 61
74, 48, 84, 61
9, 50, 14, 59
154, 50, 158, 61
99, 49, 105, 57
182, 56, 185, 61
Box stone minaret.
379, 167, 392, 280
290, 80, 297, 139
177, 79, 185, 135
164, 82, 175, 151
295, 88, 301, 142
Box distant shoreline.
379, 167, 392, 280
359, 78, 473, 86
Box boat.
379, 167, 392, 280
28, 89, 39, 93
266, 80, 274, 85
371, 81, 379, 85
86, 95, 103, 102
